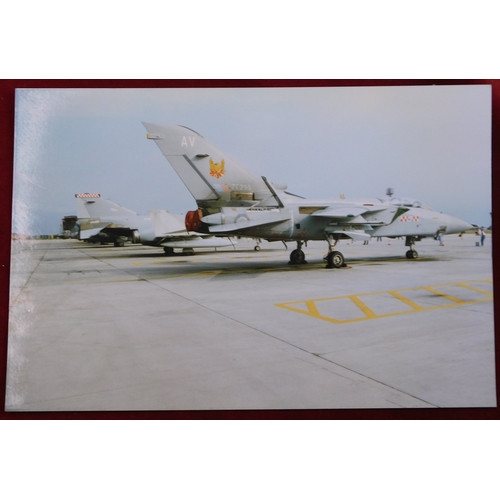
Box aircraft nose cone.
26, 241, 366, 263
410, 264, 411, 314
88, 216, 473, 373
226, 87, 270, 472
446, 216, 474, 234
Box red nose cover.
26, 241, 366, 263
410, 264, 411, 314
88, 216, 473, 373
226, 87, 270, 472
185, 209, 203, 232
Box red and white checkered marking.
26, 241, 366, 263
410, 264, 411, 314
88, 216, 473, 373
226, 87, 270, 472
75, 193, 101, 198
400, 215, 420, 222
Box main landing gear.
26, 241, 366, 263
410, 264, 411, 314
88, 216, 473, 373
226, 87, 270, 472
405, 236, 419, 259
288, 237, 346, 269
325, 235, 345, 269
289, 241, 307, 265
326, 250, 345, 268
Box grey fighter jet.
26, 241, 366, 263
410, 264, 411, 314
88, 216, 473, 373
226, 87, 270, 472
75, 194, 233, 254
143, 123, 473, 268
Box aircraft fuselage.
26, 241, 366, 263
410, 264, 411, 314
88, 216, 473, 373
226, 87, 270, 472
200, 198, 471, 242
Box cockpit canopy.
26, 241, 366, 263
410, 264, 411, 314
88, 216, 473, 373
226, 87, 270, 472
386, 197, 433, 211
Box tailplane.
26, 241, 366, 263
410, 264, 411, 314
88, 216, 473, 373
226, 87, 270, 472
143, 123, 278, 211
148, 210, 186, 236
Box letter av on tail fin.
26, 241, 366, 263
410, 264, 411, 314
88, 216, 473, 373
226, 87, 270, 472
143, 123, 278, 210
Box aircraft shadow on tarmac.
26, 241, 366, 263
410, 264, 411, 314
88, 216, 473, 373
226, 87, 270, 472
129, 253, 445, 281
90, 247, 285, 260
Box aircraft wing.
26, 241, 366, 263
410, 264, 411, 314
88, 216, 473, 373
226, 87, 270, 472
325, 229, 372, 241
311, 205, 384, 219
312, 204, 410, 226
311, 204, 411, 241
204, 212, 292, 234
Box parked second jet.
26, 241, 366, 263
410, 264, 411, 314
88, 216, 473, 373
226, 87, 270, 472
143, 123, 473, 268
75, 194, 233, 254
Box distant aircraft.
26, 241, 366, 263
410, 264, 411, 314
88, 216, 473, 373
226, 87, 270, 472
59, 215, 79, 239
143, 123, 473, 268
75, 194, 233, 254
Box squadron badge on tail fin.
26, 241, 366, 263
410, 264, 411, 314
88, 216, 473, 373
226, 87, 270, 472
209, 158, 225, 179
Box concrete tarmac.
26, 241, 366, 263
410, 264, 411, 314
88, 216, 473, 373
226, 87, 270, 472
5, 234, 495, 411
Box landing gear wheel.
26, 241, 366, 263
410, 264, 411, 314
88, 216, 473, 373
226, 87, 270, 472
163, 247, 175, 256
326, 250, 344, 269
289, 249, 306, 265
254, 245, 261, 251
406, 249, 418, 259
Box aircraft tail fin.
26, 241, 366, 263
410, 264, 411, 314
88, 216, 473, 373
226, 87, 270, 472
76, 195, 138, 219
143, 123, 277, 210
76, 194, 96, 219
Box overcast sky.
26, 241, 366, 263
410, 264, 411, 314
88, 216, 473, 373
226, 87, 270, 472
12, 85, 491, 234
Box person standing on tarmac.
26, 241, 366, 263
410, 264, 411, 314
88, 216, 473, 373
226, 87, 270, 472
479, 227, 486, 246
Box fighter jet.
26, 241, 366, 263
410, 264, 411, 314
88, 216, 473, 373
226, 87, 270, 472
75, 193, 233, 254
143, 123, 473, 268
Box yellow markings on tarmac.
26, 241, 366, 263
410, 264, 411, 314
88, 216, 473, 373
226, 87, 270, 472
275, 280, 493, 324
387, 291, 425, 312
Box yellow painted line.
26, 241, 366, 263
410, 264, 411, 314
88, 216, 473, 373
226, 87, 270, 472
422, 286, 466, 304
455, 282, 494, 296
305, 300, 322, 317
275, 280, 493, 325
348, 295, 378, 320
279, 300, 343, 324
388, 291, 426, 311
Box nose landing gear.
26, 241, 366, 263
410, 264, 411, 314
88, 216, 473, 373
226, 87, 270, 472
405, 236, 419, 259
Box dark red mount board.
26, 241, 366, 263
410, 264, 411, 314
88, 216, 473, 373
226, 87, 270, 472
1, 79, 498, 420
